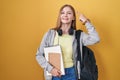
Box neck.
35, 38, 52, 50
61, 23, 71, 34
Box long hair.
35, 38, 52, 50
54, 4, 76, 30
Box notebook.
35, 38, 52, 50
49, 53, 61, 70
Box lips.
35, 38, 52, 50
62, 18, 69, 20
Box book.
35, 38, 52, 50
44, 45, 65, 75
49, 53, 61, 70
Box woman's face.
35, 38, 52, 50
60, 6, 74, 24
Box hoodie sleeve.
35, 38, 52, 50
81, 22, 100, 46
36, 30, 53, 73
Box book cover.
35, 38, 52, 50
49, 53, 61, 70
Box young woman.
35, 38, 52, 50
36, 4, 100, 80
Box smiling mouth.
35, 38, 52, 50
62, 18, 69, 20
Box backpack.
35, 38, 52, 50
75, 30, 98, 80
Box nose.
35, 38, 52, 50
64, 13, 68, 17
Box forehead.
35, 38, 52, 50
61, 6, 73, 12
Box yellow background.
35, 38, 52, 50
0, 0, 120, 80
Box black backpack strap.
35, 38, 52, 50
75, 30, 82, 65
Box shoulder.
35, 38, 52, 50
46, 29, 56, 35
43, 29, 56, 38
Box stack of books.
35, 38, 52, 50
44, 45, 65, 75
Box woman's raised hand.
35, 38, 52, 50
77, 11, 89, 25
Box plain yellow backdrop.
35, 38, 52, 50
0, 0, 120, 80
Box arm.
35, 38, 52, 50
82, 22, 100, 46
36, 31, 53, 72
36, 30, 61, 77
79, 14, 100, 46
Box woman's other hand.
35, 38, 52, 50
50, 68, 61, 77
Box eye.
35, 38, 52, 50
68, 12, 72, 14
61, 12, 65, 14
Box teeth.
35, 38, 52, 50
63, 19, 68, 20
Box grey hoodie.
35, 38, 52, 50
36, 22, 100, 80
